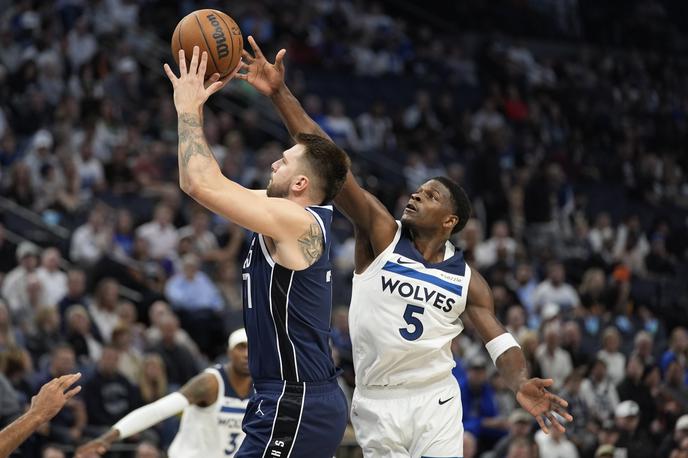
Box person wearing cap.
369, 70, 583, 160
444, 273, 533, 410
594, 444, 615, 458
659, 415, 688, 458
1, 241, 43, 326
613, 400, 653, 458
483, 409, 534, 458
76, 329, 252, 458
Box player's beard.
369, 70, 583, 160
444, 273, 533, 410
266, 179, 289, 198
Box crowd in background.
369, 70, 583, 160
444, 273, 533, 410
1, 1, 688, 457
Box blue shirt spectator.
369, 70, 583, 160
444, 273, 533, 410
164, 254, 223, 312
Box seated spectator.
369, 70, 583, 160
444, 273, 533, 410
164, 253, 224, 357
562, 320, 590, 368
144, 301, 200, 357
0, 370, 21, 428
2, 347, 34, 406
70, 206, 113, 267
535, 322, 573, 391
135, 441, 162, 458
460, 355, 507, 450
88, 278, 122, 343
33, 344, 86, 446
0, 300, 25, 351
177, 209, 218, 260
3, 162, 35, 208
613, 400, 653, 458
2, 242, 42, 328
111, 324, 143, 385
483, 409, 533, 458
661, 356, 688, 413
25, 307, 62, 362
580, 359, 619, 422
659, 414, 688, 458
505, 305, 529, 343
64, 304, 103, 364
662, 327, 687, 383
112, 208, 136, 260
136, 203, 178, 262
116, 301, 146, 352
617, 355, 656, 431
58, 268, 91, 322
0, 223, 18, 277
82, 346, 141, 436
475, 220, 517, 269
505, 437, 537, 458
149, 313, 199, 389
532, 261, 580, 316
138, 353, 168, 404
613, 215, 649, 275
534, 416, 579, 457
597, 327, 626, 386
41, 445, 66, 458
35, 247, 67, 309
630, 330, 655, 367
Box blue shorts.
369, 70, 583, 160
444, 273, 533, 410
236, 379, 348, 458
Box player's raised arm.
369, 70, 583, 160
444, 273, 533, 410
75, 373, 217, 457
163, 47, 327, 269
465, 270, 574, 434
238, 36, 398, 269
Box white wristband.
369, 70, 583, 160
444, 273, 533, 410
114, 392, 189, 439
485, 333, 521, 366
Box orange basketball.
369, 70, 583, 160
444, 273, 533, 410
171, 9, 243, 79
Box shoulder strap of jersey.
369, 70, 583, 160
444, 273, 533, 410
353, 221, 402, 279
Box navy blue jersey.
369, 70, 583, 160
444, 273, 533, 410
241, 205, 337, 383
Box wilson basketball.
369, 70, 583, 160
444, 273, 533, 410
171, 9, 243, 79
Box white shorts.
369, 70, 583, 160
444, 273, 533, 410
351, 376, 463, 458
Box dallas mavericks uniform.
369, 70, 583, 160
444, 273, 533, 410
168, 365, 249, 458
238, 205, 348, 458
349, 223, 471, 458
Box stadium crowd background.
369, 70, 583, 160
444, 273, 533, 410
1, 0, 688, 457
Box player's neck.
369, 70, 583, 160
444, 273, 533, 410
287, 193, 321, 208
410, 230, 449, 264
226, 366, 252, 398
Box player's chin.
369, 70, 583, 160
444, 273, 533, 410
400, 211, 417, 225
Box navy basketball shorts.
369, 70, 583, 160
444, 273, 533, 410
236, 379, 348, 458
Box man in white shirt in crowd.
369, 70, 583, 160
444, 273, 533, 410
36, 247, 68, 308
536, 322, 573, 392
535, 414, 579, 458
70, 206, 112, 267
136, 203, 178, 261
2, 242, 43, 325
532, 261, 580, 315
475, 220, 518, 269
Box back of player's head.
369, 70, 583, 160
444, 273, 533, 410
295, 133, 350, 204
430, 176, 471, 234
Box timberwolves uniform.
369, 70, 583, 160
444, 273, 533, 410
238, 205, 348, 458
349, 222, 471, 458
168, 364, 249, 458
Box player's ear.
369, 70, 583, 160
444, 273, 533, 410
444, 214, 458, 233
292, 175, 309, 193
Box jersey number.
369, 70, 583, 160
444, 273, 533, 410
225, 432, 240, 455
242, 273, 252, 309
399, 304, 424, 341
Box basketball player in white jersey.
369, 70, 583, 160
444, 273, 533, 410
239, 37, 573, 458
75, 329, 252, 458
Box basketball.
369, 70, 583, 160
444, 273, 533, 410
171, 9, 243, 79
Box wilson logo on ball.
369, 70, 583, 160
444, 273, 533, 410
206, 13, 229, 58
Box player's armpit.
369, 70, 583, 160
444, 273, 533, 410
180, 373, 218, 407
297, 222, 324, 266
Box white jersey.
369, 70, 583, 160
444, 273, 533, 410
349, 223, 472, 388
168, 365, 249, 458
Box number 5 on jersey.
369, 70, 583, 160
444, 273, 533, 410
399, 304, 424, 341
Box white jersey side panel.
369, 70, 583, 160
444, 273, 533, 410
349, 223, 471, 388
168, 367, 248, 458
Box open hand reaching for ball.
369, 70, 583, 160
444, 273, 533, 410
236, 35, 287, 97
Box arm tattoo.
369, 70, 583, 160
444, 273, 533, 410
178, 113, 213, 167
297, 223, 324, 266
180, 373, 215, 407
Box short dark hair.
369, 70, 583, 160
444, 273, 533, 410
430, 176, 472, 234
295, 133, 350, 204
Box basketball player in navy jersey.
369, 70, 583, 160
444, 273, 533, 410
163, 47, 349, 457
239, 37, 573, 457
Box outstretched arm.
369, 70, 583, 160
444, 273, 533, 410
162, 47, 322, 270
238, 37, 397, 271
75, 373, 217, 457
465, 270, 573, 433
0, 373, 81, 458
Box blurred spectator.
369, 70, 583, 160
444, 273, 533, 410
631, 331, 655, 367
505, 437, 536, 458
145, 300, 200, 357
323, 98, 360, 152
613, 216, 649, 275
661, 356, 688, 413
25, 307, 62, 362
475, 221, 518, 269
82, 345, 141, 435
617, 355, 656, 431
111, 324, 143, 385
562, 321, 589, 368
532, 261, 580, 316
0, 300, 24, 350
659, 415, 688, 458
597, 327, 626, 386
64, 304, 103, 364
356, 100, 395, 153
177, 210, 218, 260
580, 359, 619, 422
138, 353, 168, 404
164, 253, 223, 356
112, 208, 136, 260
482, 409, 533, 458
0, 369, 21, 428
464, 430, 478, 458
536, 323, 573, 391
460, 355, 507, 450
534, 419, 579, 457
89, 278, 122, 343
0, 223, 17, 276
135, 441, 162, 458
1, 242, 42, 328
36, 247, 67, 309
70, 206, 113, 267
505, 305, 529, 343
41, 445, 66, 458
75, 140, 106, 202
149, 313, 198, 389
58, 269, 90, 321
662, 328, 688, 382
136, 203, 178, 261
614, 400, 653, 458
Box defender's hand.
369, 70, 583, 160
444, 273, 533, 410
30, 373, 82, 423
163, 46, 225, 113
236, 35, 286, 96
515, 378, 573, 434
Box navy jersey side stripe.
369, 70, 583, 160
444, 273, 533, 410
270, 265, 298, 381
262, 382, 305, 458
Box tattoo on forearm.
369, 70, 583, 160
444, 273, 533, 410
178, 113, 212, 167
298, 223, 324, 265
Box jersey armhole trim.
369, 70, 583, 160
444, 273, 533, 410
258, 234, 276, 268
305, 207, 327, 243
353, 221, 402, 280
